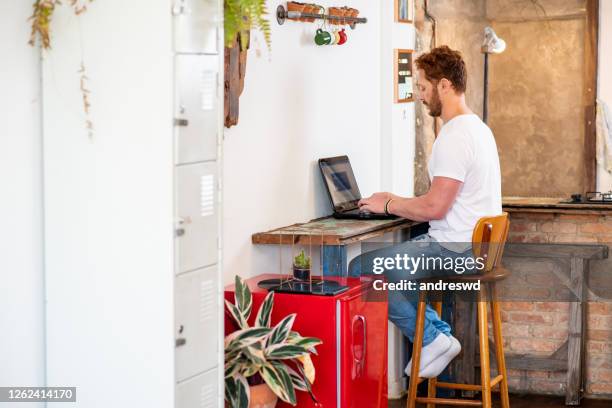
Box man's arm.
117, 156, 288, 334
358, 176, 462, 221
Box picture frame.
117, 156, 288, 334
395, 0, 413, 23
394, 49, 414, 103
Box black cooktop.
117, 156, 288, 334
560, 192, 612, 204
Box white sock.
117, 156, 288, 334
404, 333, 451, 376
419, 335, 462, 378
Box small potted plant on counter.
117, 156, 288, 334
293, 250, 311, 281
225, 276, 321, 408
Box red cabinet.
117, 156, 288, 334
225, 274, 387, 408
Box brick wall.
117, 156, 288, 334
501, 211, 612, 398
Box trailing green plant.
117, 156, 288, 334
224, 0, 271, 50
225, 276, 321, 407
293, 250, 310, 269
29, 0, 93, 49
28, 0, 94, 138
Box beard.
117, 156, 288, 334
424, 89, 442, 117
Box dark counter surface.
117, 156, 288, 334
503, 197, 612, 215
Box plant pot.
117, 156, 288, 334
302, 4, 314, 22
287, 1, 305, 21
293, 265, 311, 281
328, 6, 342, 25
249, 383, 278, 408
340, 7, 351, 25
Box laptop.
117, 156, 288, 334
318, 155, 397, 220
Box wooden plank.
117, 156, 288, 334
407, 293, 428, 408
566, 257, 586, 405
435, 382, 482, 391
504, 243, 608, 260
504, 207, 612, 216
321, 245, 347, 277
583, 0, 599, 193
461, 302, 477, 397
415, 397, 482, 407
502, 197, 612, 212
551, 340, 569, 360
252, 217, 420, 246
490, 375, 504, 388
483, 354, 567, 372
490, 284, 510, 408
477, 291, 492, 408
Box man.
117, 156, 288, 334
351, 46, 502, 378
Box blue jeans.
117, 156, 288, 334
348, 234, 477, 346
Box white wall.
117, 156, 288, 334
41, 2, 175, 407
222, 0, 417, 283
0, 1, 45, 401
597, 0, 612, 191
380, 2, 416, 195
379, 2, 416, 399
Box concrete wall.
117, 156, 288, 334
488, 0, 587, 197
413, 0, 488, 195
414, 0, 609, 198
428, 0, 487, 119
597, 0, 612, 192
0, 1, 45, 403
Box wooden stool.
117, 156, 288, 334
407, 213, 511, 408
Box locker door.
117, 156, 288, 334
175, 266, 219, 381
176, 367, 218, 408
175, 54, 218, 165
176, 162, 218, 273
173, 0, 219, 54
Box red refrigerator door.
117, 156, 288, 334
339, 285, 388, 408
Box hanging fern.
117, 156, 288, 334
225, 0, 271, 50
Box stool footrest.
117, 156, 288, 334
434, 381, 482, 391
490, 374, 504, 387
415, 397, 483, 406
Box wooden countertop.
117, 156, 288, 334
252, 216, 423, 246
503, 197, 612, 215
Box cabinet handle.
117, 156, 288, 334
175, 337, 187, 347
174, 118, 189, 127
175, 228, 185, 237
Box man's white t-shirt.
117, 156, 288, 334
427, 113, 502, 246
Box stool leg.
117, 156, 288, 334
426, 301, 443, 408
407, 291, 427, 408
490, 283, 510, 408
478, 288, 492, 408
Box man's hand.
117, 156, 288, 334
358, 192, 396, 214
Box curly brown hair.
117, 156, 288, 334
415, 46, 467, 93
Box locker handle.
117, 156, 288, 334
175, 337, 187, 347
174, 118, 189, 127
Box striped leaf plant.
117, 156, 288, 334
225, 276, 322, 407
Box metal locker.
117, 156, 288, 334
176, 367, 218, 408
175, 266, 219, 381
176, 162, 218, 273
173, 0, 219, 54
175, 54, 219, 165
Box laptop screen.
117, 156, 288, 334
319, 156, 362, 211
